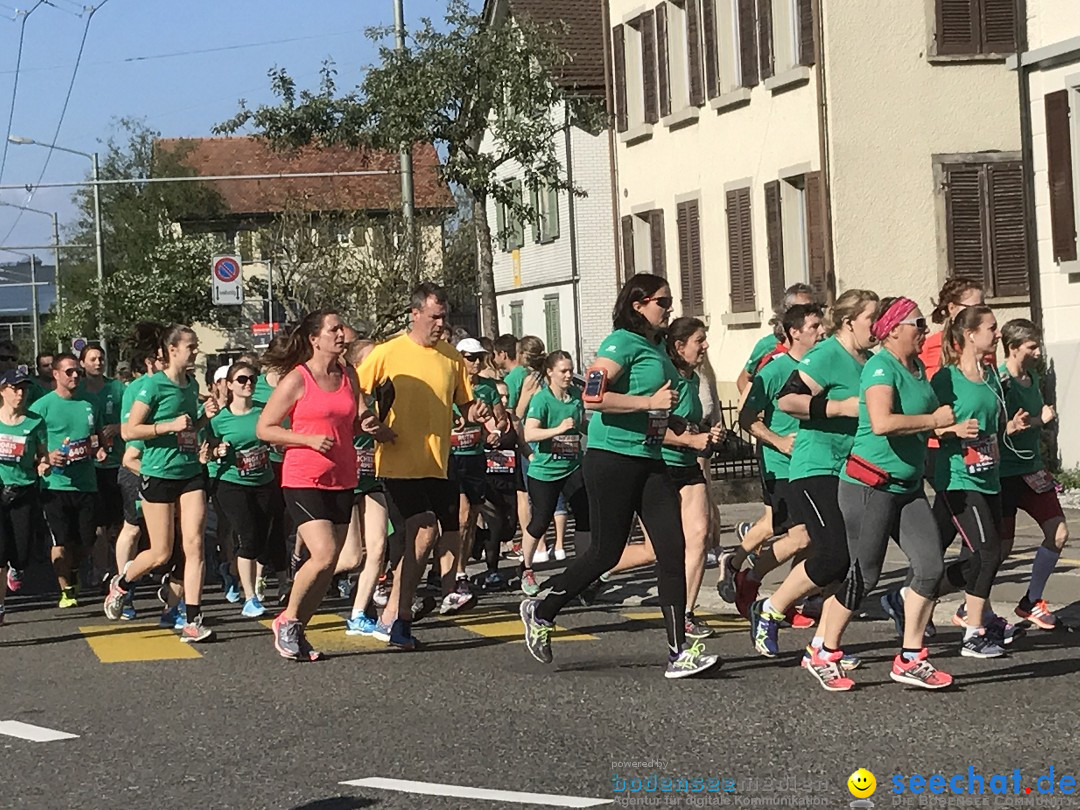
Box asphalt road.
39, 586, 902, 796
2, 502, 1079, 810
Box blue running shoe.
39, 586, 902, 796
120, 590, 137, 621
750, 599, 781, 658
388, 619, 417, 651
345, 614, 378, 636
880, 590, 905, 637
159, 605, 179, 629
371, 620, 391, 642
241, 596, 266, 618
219, 563, 242, 604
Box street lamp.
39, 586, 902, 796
0, 248, 40, 356
8, 135, 104, 355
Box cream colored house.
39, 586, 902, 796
609, 0, 1028, 396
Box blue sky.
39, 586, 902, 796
0, 0, 476, 256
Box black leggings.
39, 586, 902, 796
933, 490, 1002, 600
480, 478, 519, 571
792, 476, 850, 589
526, 468, 590, 539
0, 485, 39, 570
536, 449, 686, 651
214, 481, 274, 563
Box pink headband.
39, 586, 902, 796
871, 297, 918, 340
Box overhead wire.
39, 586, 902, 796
0, 1, 46, 189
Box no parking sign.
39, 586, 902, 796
211, 255, 244, 305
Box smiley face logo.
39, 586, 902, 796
848, 769, 876, 798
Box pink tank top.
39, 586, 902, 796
281, 363, 359, 490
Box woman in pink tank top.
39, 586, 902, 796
257, 310, 391, 661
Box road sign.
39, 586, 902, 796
212, 255, 244, 305
71, 336, 88, 354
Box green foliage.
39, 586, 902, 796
1055, 467, 1080, 492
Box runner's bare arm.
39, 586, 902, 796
122, 400, 190, 442
256, 369, 326, 451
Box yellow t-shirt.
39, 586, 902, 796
356, 334, 474, 479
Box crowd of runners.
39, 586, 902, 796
0, 273, 1070, 688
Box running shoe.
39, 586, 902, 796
735, 521, 753, 542
924, 618, 937, 639
716, 550, 738, 603
784, 606, 816, 629
481, 570, 504, 591
960, 630, 1006, 659
506, 543, 523, 561
439, 579, 475, 615
521, 569, 540, 597
345, 614, 378, 636
577, 579, 604, 607
554, 548, 567, 561
58, 588, 78, 609
801, 644, 861, 671
880, 589, 905, 637
120, 591, 137, 621
159, 604, 180, 629
704, 549, 719, 569
1016, 595, 1058, 630
71, 571, 81, 597
749, 599, 781, 657
388, 619, 417, 651
241, 596, 266, 618
533, 548, 549, 564
103, 575, 128, 620
803, 646, 855, 691
156, 573, 170, 605
272, 613, 302, 659
665, 640, 720, 679
297, 626, 324, 661
424, 567, 441, 593
219, 563, 242, 604
986, 614, 1023, 646
685, 613, 714, 639
336, 576, 353, 601
373, 576, 391, 608
6, 567, 22, 593
180, 615, 214, 644
255, 576, 267, 602
733, 570, 759, 619
371, 620, 392, 642
519, 599, 553, 664
889, 648, 953, 689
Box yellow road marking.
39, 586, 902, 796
79, 623, 202, 663
258, 614, 384, 652
436, 608, 598, 642
620, 609, 745, 630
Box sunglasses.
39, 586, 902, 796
0, 354, 16, 362
232, 374, 256, 386
899, 318, 928, 332
643, 295, 673, 309
61, 367, 83, 378
462, 354, 484, 362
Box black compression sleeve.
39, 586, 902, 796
778, 370, 812, 399
809, 393, 828, 420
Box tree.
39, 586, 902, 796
218, 0, 603, 336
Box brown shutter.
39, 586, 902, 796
757, 0, 774, 81
987, 161, 1029, 297
650, 209, 667, 277
727, 188, 756, 313
677, 201, 704, 316
980, 0, 1017, 53
1045, 90, 1077, 263
621, 215, 636, 278
641, 11, 660, 124
804, 171, 828, 301
945, 163, 989, 288
655, 4, 672, 118
764, 180, 785, 309
797, 0, 815, 66
687, 0, 706, 106
613, 26, 629, 132
738, 0, 759, 88
937, 0, 977, 55
702, 0, 720, 98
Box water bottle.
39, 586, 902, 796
52, 437, 70, 474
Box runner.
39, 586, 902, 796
356, 282, 488, 650
519, 273, 719, 678
0, 368, 47, 624
105, 325, 219, 642
920, 278, 985, 381
998, 319, 1069, 630
30, 353, 103, 607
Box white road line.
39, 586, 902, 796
0, 721, 79, 743
340, 777, 612, 807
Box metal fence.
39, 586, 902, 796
709, 399, 759, 481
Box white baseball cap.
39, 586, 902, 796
456, 338, 486, 355
213, 364, 231, 383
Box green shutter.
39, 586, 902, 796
511, 301, 524, 338
496, 200, 507, 252
544, 295, 561, 351
545, 184, 560, 242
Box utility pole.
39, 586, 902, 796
91, 151, 105, 358
394, 0, 416, 234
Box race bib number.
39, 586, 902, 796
550, 433, 581, 460
356, 446, 376, 478
486, 449, 517, 475
66, 436, 92, 463
0, 434, 27, 463
177, 429, 199, 454
644, 409, 669, 447
1023, 469, 1058, 494
236, 446, 270, 478
961, 434, 999, 475
450, 425, 483, 450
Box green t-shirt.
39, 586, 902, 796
121, 377, 148, 454
134, 371, 202, 481
931, 365, 1002, 494
252, 375, 286, 464
209, 406, 273, 487
998, 365, 1044, 477
25, 377, 49, 406
744, 353, 800, 481
504, 365, 529, 411
744, 333, 782, 376
587, 329, 679, 460
787, 336, 868, 481
661, 372, 705, 469
78, 377, 126, 469
526, 385, 586, 480
450, 377, 502, 457
841, 350, 939, 494
28, 391, 98, 492
0, 412, 46, 487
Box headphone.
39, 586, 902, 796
982, 366, 1036, 461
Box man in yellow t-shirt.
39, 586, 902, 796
357, 281, 489, 650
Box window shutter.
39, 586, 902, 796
757, 0, 774, 81
727, 189, 756, 313
655, 4, 672, 118
804, 171, 829, 301
980, 0, 1017, 53
650, 209, 667, 277
797, 0, 815, 66
510, 179, 525, 249
1045, 90, 1077, 263
737, 0, 759, 88
702, 0, 719, 98
936, 0, 977, 55
687, 0, 706, 106
530, 184, 541, 243
677, 201, 704, 316
622, 215, 637, 278
641, 10, 660, 124
544, 297, 562, 352
496, 200, 507, 252
987, 161, 1029, 297
613, 26, 629, 132
546, 184, 560, 242
764, 180, 785, 309
945, 163, 989, 288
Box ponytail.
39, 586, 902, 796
941, 305, 993, 367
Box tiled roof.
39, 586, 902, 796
507, 0, 607, 95
154, 136, 454, 217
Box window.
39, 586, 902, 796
726, 187, 756, 313
1045, 89, 1076, 263
941, 157, 1028, 298
768, 0, 814, 73
765, 173, 825, 308
530, 181, 560, 244
677, 200, 705, 316
934, 0, 1016, 56
495, 180, 526, 252
621, 210, 667, 280
510, 301, 524, 338
657, 0, 705, 114
544, 295, 562, 352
